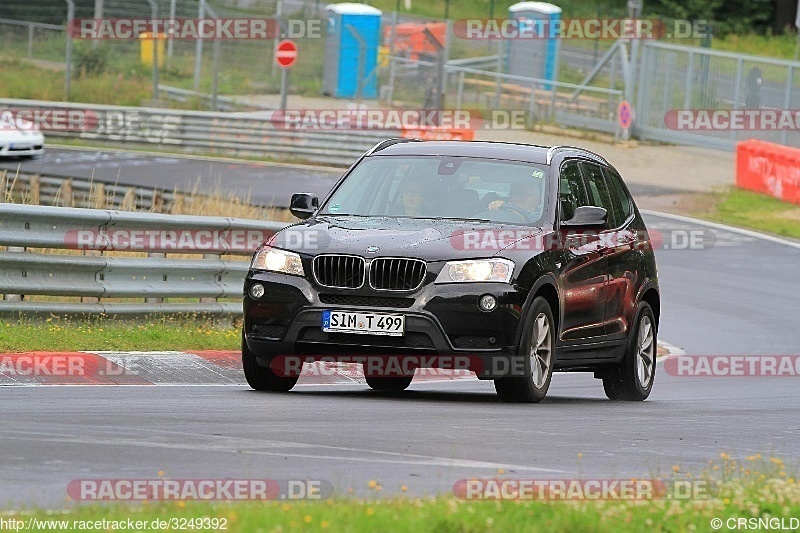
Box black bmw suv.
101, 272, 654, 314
243, 140, 660, 403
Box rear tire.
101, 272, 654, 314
242, 334, 298, 392
494, 296, 555, 403
365, 375, 413, 391
603, 302, 657, 401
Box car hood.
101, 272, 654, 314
270, 216, 544, 262
0, 127, 43, 142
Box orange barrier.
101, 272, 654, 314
383, 22, 447, 61
736, 139, 800, 205
401, 128, 475, 141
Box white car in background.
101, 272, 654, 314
0, 118, 44, 158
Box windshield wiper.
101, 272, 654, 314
321, 214, 501, 224
401, 216, 494, 223
318, 213, 374, 218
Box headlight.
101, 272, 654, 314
435, 259, 514, 283
250, 247, 304, 276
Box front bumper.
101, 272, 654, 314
243, 270, 530, 378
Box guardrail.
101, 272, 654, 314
0, 203, 290, 317
0, 98, 396, 167
157, 85, 279, 113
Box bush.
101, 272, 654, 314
74, 42, 110, 76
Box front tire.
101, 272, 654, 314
242, 334, 298, 392
603, 302, 657, 401
494, 296, 555, 403
365, 375, 413, 391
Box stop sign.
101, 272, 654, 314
275, 39, 298, 68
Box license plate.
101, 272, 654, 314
9, 144, 31, 150
322, 310, 405, 336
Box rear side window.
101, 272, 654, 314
579, 163, 616, 229
603, 167, 633, 225
558, 161, 589, 222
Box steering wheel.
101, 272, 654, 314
499, 202, 530, 222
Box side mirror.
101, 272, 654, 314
290, 193, 318, 219
561, 206, 607, 227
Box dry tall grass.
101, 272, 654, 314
0, 167, 296, 222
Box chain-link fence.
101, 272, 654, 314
0, 17, 66, 63
635, 41, 800, 149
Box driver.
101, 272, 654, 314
487, 180, 543, 221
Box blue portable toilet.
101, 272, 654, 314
323, 3, 382, 99
506, 2, 562, 88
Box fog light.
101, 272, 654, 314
250, 283, 265, 299
478, 294, 497, 312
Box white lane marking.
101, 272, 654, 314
0, 430, 572, 474
658, 341, 685, 358
642, 210, 800, 251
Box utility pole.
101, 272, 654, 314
194, 0, 205, 91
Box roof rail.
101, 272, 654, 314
545, 145, 609, 165
365, 137, 421, 156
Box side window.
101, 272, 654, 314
603, 167, 633, 225
558, 161, 589, 222
579, 162, 616, 229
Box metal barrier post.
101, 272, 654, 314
494, 40, 503, 108
456, 70, 465, 110
731, 58, 743, 144
387, 10, 399, 105
145, 252, 166, 304
146, 0, 159, 102
683, 51, 695, 109
193, 0, 205, 92
27, 23, 34, 59
3, 246, 25, 302
64, 0, 74, 99
781, 66, 794, 146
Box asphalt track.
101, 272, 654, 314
0, 147, 344, 207
2, 212, 799, 508
0, 146, 680, 208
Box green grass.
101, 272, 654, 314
713, 32, 800, 61
0, 315, 240, 352
0, 58, 153, 106
5, 456, 798, 532
700, 187, 800, 240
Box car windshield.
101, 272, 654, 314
321, 155, 551, 226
